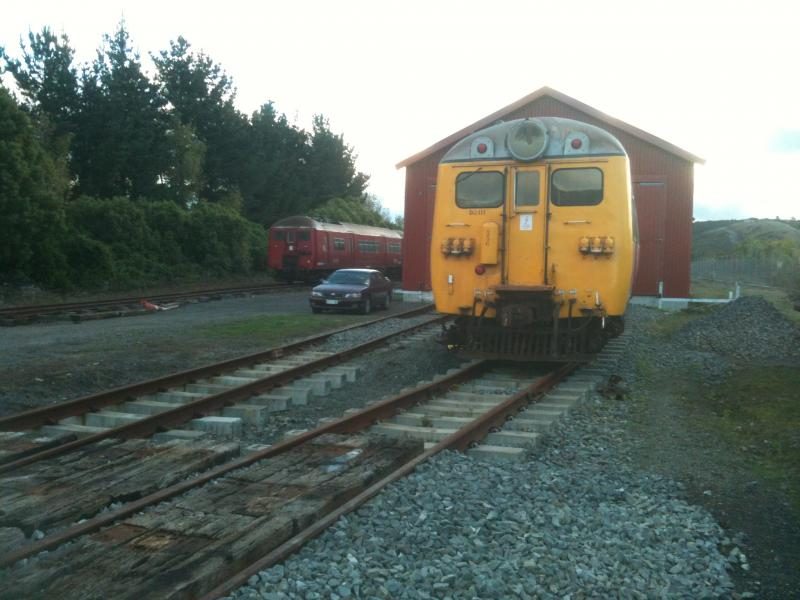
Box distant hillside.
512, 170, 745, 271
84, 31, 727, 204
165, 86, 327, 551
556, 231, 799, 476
692, 219, 800, 259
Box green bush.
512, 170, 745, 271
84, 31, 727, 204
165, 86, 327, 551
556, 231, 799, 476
63, 233, 115, 288
0, 87, 71, 287
58, 195, 268, 289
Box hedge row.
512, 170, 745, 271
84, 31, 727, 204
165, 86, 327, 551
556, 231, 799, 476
59, 197, 268, 289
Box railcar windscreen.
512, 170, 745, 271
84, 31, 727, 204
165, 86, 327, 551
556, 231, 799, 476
551, 168, 603, 206
455, 171, 504, 208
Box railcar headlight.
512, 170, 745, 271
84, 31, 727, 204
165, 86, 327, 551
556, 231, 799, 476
507, 119, 548, 162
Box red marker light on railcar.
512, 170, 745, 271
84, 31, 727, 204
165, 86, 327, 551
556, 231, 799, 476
476, 142, 488, 154
571, 138, 583, 149
474, 264, 486, 275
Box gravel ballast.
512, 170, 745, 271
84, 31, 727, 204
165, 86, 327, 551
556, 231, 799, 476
227, 307, 742, 599
231, 402, 734, 600
5, 294, 796, 597
673, 296, 800, 364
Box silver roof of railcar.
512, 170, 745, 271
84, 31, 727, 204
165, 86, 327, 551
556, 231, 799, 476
440, 117, 626, 163
270, 216, 402, 239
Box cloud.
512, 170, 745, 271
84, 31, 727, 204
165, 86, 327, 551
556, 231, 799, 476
770, 130, 800, 152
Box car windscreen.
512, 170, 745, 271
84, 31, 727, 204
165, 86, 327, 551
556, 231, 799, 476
327, 271, 370, 285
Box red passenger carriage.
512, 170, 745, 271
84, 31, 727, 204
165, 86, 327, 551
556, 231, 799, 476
267, 216, 403, 282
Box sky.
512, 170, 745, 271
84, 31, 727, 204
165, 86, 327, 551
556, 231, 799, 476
2, 0, 799, 220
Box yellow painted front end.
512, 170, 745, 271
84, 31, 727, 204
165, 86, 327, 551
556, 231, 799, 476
431, 156, 634, 319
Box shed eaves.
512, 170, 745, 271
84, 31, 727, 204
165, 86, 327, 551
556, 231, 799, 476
395, 86, 705, 168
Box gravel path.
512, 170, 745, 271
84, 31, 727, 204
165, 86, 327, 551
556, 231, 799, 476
0, 292, 428, 416
617, 301, 800, 599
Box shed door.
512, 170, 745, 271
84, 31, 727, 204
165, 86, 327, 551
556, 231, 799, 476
632, 182, 666, 295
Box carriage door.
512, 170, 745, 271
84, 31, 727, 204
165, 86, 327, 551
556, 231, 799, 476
506, 166, 547, 285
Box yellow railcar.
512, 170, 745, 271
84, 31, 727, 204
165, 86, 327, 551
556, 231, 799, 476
431, 117, 635, 360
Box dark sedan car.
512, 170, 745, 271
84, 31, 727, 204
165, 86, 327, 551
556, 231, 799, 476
309, 269, 392, 314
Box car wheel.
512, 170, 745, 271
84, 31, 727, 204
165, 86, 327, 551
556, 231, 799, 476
311, 306, 322, 314
361, 296, 371, 314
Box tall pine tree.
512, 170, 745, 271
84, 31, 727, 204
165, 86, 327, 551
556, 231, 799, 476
71, 21, 167, 200
153, 37, 249, 203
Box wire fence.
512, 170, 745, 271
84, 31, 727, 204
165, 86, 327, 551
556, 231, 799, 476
692, 258, 800, 290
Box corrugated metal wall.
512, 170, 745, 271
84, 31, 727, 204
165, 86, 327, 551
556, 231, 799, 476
402, 96, 694, 296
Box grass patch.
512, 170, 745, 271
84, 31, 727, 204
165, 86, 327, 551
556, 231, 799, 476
706, 366, 800, 513
193, 313, 368, 346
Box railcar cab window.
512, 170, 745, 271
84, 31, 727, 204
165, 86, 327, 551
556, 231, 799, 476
515, 171, 540, 207
297, 230, 311, 241
551, 168, 603, 206
272, 231, 286, 241
455, 171, 504, 208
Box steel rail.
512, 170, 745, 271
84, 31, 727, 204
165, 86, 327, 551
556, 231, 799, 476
0, 359, 488, 568
0, 283, 306, 318
0, 303, 433, 432
200, 362, 578, 600
0, 308, 442, 473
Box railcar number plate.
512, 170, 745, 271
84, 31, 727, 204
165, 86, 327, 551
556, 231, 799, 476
325, 299, 339, 305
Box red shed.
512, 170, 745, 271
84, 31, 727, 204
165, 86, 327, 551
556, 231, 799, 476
396, 87, 704, 297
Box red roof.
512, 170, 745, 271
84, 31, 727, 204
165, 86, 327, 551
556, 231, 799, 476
396, 86, 704, 168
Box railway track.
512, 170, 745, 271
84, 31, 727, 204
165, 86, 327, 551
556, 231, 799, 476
0, 329, 627, 599
0, 282, 308, 326
0, 303, 437, 470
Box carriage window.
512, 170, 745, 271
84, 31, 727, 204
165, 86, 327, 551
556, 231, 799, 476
388, 242, 401, 254
455, 171, 504, 208
333, 238, 346, 251
551, 168, 603, 206
297, 230, 311, 241
272, 231, 286, 241
515, 171, 540, 207
358, 241, 380, 253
